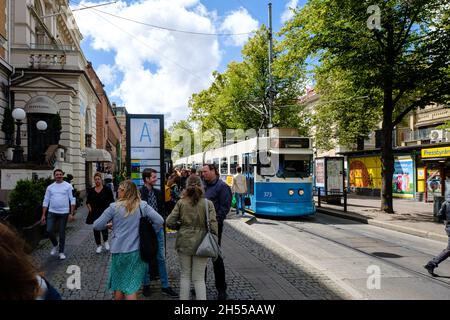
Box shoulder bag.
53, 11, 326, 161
139, 205, 158, 263
196, 199, 222, 261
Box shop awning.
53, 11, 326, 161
85, 148, 112, 162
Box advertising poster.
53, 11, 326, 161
326, 158, 344, 193
427, 169, 441, 196
127, 115, 164, 190
349, 156, 382, 189
315, 158, 325, 188
392, 157, 414, 198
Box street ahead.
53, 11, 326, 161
242, 212, 450, 299
31, 206, 450, 300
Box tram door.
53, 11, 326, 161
242, 153, 254, 196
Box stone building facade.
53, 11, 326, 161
0, 0, 100, 196
85, 62, 122, 179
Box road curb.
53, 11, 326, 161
225, 217, 364, 300
317, 207, 447, 243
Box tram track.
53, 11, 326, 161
273, 217, 450, 290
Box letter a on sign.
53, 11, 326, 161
140, 122, 152, 143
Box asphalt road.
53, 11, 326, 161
243, 212, 450, 299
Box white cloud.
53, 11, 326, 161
281, 0, 299, 23
74, 0, 222, 125
220, 8, 259, 46
96, 64, 116, 86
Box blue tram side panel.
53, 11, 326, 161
244, 181, 315, 217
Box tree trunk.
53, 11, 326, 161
380, 18, 396, 214
381, 123, 395, 213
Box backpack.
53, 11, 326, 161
138, 205, 158, 263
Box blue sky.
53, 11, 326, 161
72, 0, 307, 125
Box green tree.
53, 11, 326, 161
280, 0, 450, 213
165, 120, 195, 158
189, 26, 306, 136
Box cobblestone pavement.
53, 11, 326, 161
31, 206, 347, 300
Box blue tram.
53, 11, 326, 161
174, 128, 315, 217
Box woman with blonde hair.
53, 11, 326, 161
166, 175, 218, 300
94, 180, 163, 300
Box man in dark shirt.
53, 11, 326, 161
140, 168, 178, 298
202, 164, 232, 300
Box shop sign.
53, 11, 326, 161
421, 147, 450, 158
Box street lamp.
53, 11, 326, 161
12, 107, 26, 163
36, 120, 47, 164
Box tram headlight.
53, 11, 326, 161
288, 189, 294, 196
298, 189, 304, 196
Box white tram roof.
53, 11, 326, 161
174, 135, 312, 166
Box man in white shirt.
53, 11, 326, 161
232, 166, 247, 216
41, 169, 76, 260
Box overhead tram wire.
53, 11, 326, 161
81, 7, 206, 83
71, 2, 256, 37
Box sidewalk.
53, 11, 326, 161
315, 194, 448, 242
31, 205, 348, 300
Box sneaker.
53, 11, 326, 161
50, 246, 58, 256
217, 290, 227, 300
104, 241, 110, 251
161, 287, 179, 298
59, 253, 66, 260
96, 246, 102, 254
142, 285, 151, 297
424, 263, 437, 276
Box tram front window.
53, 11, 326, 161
277, 154, 312, 178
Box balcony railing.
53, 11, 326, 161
396, 127, 449, 143
30, 43, 76, 51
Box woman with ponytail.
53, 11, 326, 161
166, 175, 218, 300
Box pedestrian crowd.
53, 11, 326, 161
0, 164, 239, 300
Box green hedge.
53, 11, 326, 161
9, 178, 53, 228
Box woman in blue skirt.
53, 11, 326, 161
94, 180, 164, 300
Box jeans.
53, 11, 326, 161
94, 229, 108, 245
46, 212, 69, 253
212, 222, 226, 292
179, 253, 208, 300
143, 228, 169, 288
235, 193, 245, 215
430, 225, 450, 266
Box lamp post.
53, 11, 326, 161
12, 107, 26, 163
36, 120, 47, 164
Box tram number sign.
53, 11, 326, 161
264, 192, 272, 198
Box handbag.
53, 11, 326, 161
244, 196, 251, 206
195, 199, 222, 261
139, 205, 158, 263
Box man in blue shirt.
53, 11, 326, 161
139, 168, 178, 298
202, 164, 232, 300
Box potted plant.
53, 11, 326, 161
8, 177, 53, 251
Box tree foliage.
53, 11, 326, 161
189, 26, 307, 135
280, 0, 450, 212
